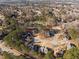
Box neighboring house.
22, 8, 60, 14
0, 20, 3, 26
35, 10, 42, 16
0, 31, 2, 36
0, 31, 3, 39
0, 14, 6, 30
32, 9, 42, 16
0, 14, 5, 20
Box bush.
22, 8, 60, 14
4, 29, 30, 53
68, 27, 78, 40
44, 51, 54, 59
63, 47, 79, 59
3, 52, 26, 59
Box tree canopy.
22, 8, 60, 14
68, 27, 78, 40
3, 52, 25, 59
44, 51, 55, 59
63, 47, 79, 59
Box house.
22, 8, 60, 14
32, 9, 42, 16
0, 14, 5, 20
34, 33, 49, 39
52, 33, 68, 45
33, 33, 53, 49
10, 12, 18, 18
32, 32, 70, 56
35, 10, 42, 16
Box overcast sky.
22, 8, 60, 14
0, 0, 79, 3
0, 0, 45, 2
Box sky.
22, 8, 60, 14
0, 0, 79, 3
0, 0, 46, 2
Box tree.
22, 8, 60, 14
44, 51, 54, 59
20, 44, 30, 53
68, 27, 78, 40
19, 56, 25, 59
3, 52, 26, 59
56, 57, 63, 59
3, 52, 13, 59
3, 28, 30, 54
63, 47, 79, 59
